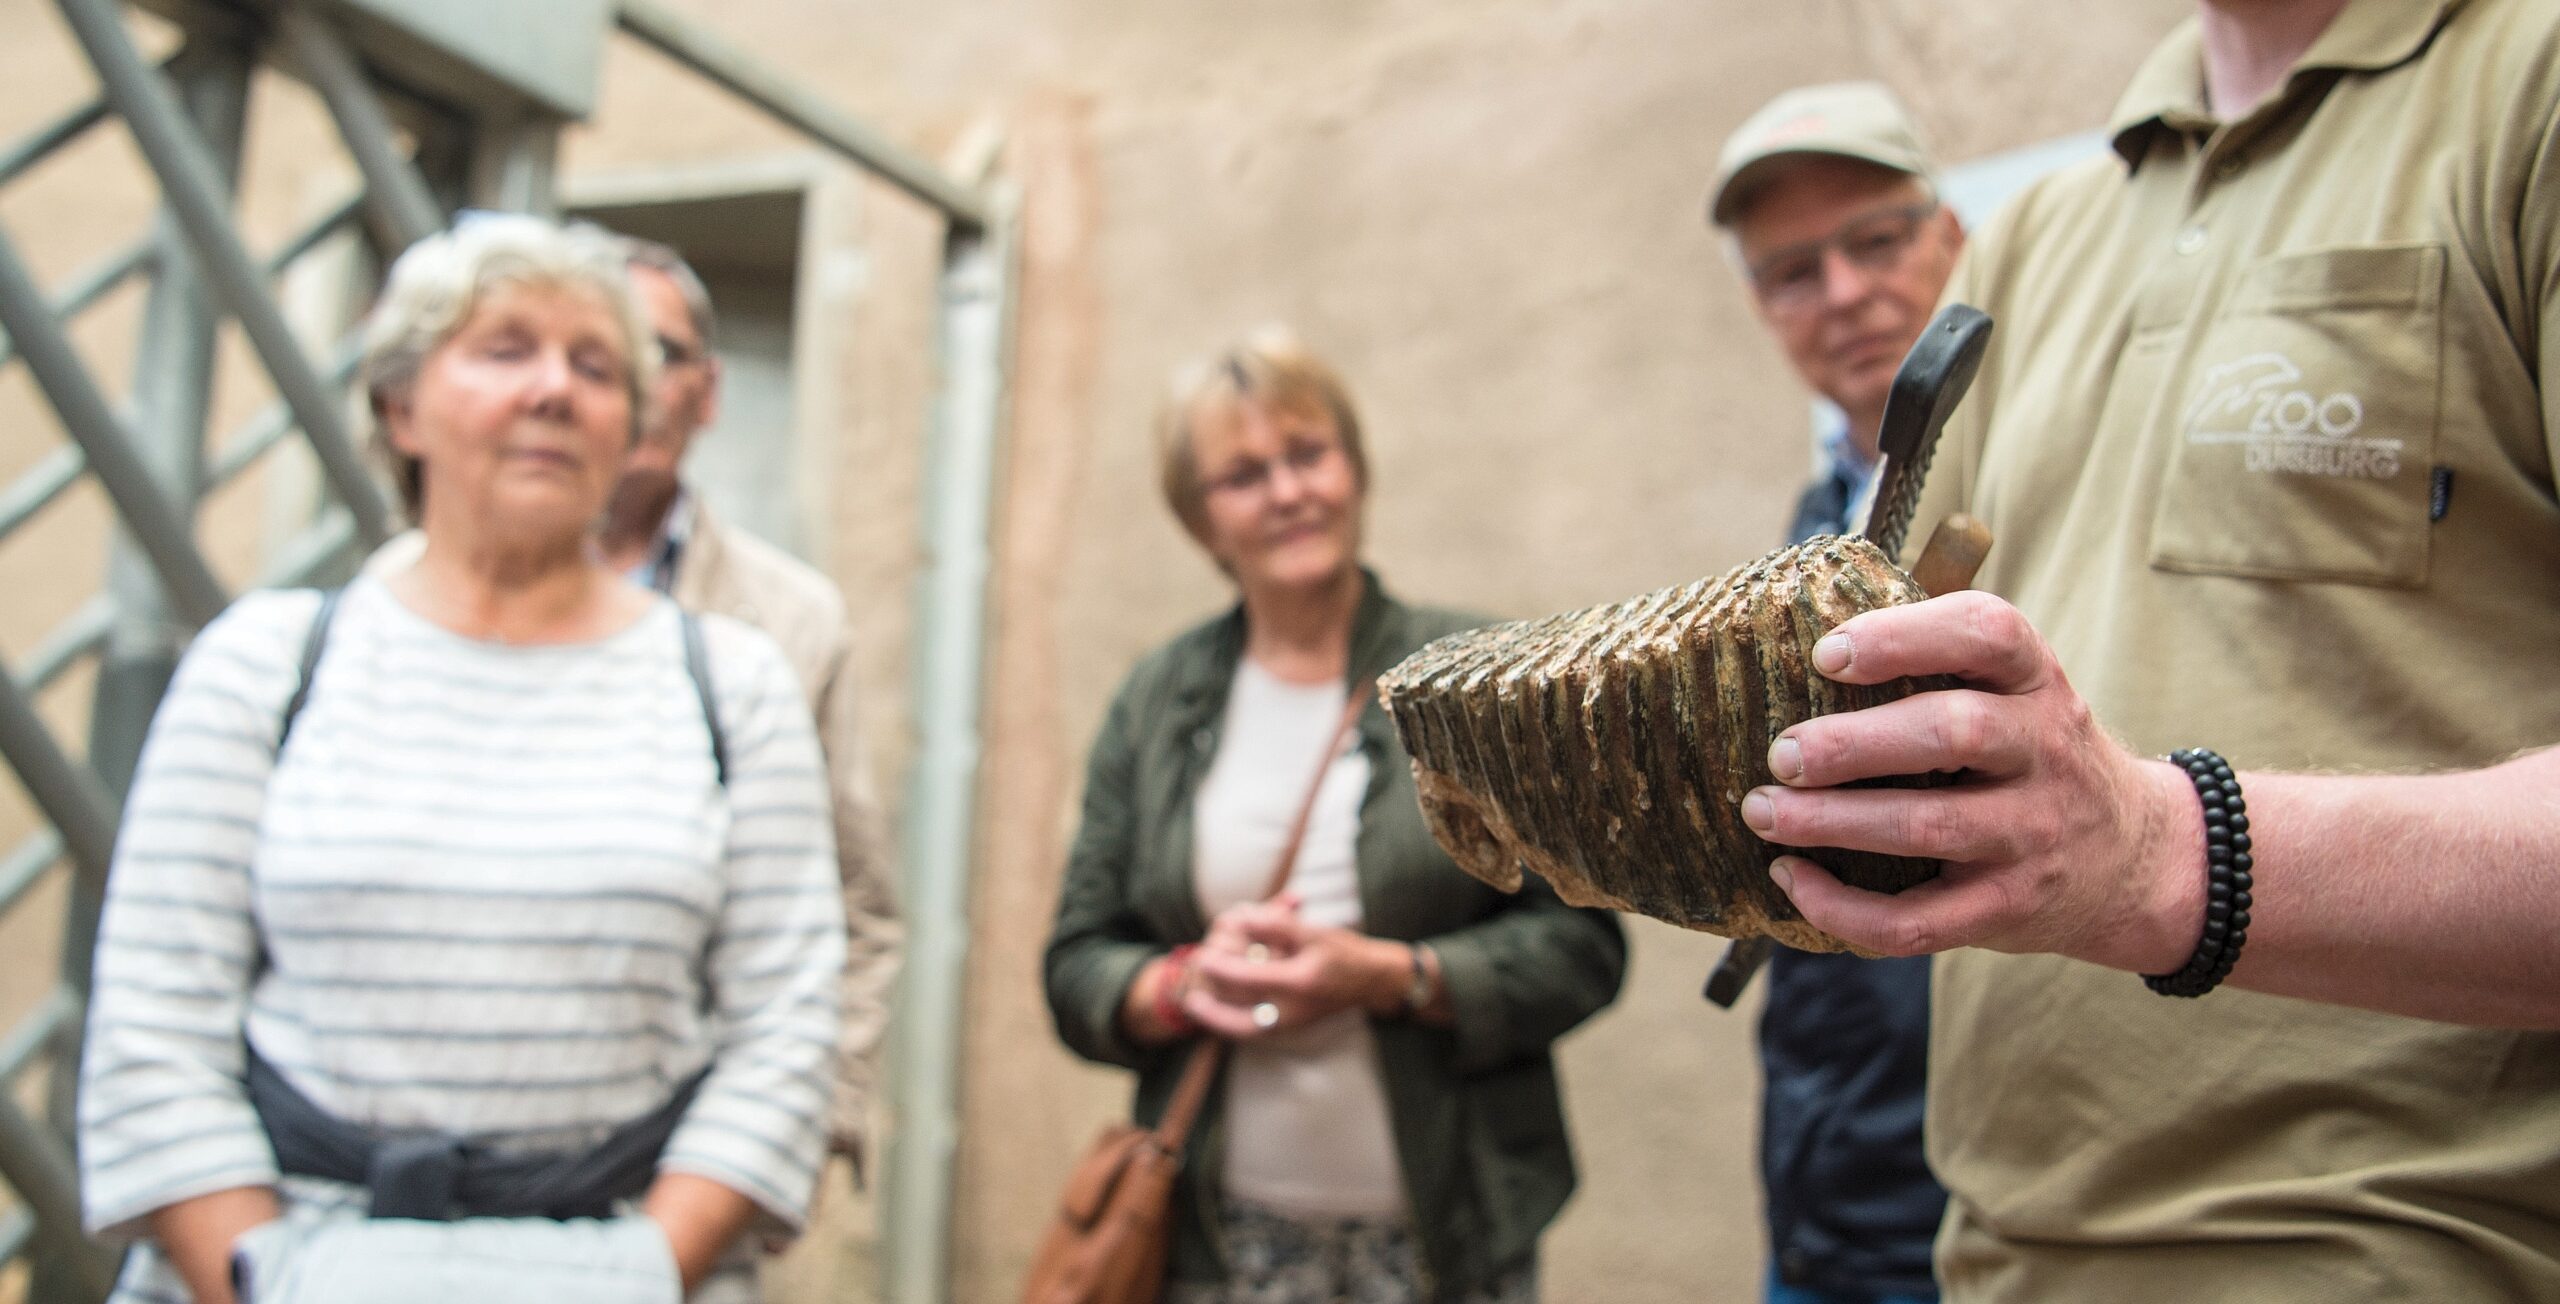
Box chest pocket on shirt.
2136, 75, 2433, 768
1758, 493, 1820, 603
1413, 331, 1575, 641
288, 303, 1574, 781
2147, 243, 2444, 587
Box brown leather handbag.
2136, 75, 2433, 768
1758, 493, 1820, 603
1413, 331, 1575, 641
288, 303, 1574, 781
1022, 685, 1372, 1304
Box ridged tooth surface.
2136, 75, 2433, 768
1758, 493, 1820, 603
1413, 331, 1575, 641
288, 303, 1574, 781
1657, 577, 1728, 928
1516, 610, 1604, 878
1593, 584, 1684, 917
1377, 536, 1952, 952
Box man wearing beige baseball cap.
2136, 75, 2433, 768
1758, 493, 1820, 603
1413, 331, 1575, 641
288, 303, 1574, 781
1706, 80, 1959, 1304
1712, 81, 1965, 538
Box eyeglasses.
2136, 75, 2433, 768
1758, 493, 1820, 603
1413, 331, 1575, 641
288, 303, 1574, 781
1744, 202, 1941, 314
655, 332, 708, 371
1202, 440, 1338, 500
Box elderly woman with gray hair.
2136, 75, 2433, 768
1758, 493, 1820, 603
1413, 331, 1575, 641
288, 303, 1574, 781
76, 214, 843, 1303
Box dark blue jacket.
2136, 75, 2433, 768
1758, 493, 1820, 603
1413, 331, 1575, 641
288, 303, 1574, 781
1755, 464, 1947, 1298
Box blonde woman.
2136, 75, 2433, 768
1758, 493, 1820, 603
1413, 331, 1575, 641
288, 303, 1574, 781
1044, 329, 1626, 1303
78, 215, 841, 1303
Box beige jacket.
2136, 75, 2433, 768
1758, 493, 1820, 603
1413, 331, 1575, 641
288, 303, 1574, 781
665, 506, 901, 1179
368, 512, 901, 1176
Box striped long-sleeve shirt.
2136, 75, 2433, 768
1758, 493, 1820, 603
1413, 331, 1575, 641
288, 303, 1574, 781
79, 578, 844, 1303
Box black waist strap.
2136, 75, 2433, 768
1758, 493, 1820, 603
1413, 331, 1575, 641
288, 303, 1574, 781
245, 1048, 710, 1222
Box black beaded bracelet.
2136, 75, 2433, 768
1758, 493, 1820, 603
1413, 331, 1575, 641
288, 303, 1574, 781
2143, 748, 2253, 999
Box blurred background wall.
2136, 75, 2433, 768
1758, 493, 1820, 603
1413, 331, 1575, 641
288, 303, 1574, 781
0, 0, 2190, 1298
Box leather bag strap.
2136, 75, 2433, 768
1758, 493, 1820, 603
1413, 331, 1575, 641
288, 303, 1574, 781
1255, 680, 1373, 906
1149, 679, 1373, 1152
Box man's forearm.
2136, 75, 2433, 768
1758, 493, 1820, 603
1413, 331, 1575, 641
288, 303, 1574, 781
2217, 746, 2560, 1025
1754, 592, 2560, 1027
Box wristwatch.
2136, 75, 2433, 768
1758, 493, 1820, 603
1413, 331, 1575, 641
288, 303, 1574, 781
1402, 944, 1438, 1016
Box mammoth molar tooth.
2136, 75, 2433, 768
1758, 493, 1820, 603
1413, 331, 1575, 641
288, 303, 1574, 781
1378, 535, 1952, 953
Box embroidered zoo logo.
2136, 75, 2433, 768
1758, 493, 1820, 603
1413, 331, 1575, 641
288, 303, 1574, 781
2181, 351, 2402, 479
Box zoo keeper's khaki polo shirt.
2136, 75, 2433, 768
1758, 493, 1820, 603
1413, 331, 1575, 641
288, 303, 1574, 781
1903, 0, 2560, 1298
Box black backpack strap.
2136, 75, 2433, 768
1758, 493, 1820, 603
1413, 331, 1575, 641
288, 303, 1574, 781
679, 610, 729, 789
276, 587, 344, 751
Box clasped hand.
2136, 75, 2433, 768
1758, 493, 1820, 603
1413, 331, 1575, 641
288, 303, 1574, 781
1743, 591, 2202, 972
1182, 895, 1404, 1039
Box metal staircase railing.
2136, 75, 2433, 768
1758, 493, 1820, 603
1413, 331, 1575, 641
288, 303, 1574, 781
0, 1, 1014, 1299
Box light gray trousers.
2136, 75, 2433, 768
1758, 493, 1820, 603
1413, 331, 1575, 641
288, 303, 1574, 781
230, 1214, 680, 1304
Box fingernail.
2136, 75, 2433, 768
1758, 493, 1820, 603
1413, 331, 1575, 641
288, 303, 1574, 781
1813, 633, 1852, 676
1769, 859, 1796, 894
1741, 788, 1776, 833
1769, 736, 1803, 781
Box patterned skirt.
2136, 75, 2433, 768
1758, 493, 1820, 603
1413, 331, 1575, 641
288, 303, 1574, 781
1164, 1199, 1537, 1304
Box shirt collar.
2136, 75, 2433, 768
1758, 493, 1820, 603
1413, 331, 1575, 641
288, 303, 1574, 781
2109, 0, 2467, 165
626, 490, 697, 593
661, 490, 699, 553
1821, 414, 1879, 483
1176, 566, 1401, 718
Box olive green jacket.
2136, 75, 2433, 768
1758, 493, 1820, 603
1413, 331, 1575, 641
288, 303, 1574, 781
1042, 572, 1627, 1296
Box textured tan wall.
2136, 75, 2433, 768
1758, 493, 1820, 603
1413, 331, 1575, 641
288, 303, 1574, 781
0, 0, 2192, 1299
908, 4, 2190, 1301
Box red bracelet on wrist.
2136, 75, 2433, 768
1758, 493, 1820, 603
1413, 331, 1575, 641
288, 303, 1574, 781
1154, 944, 1199, 1034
